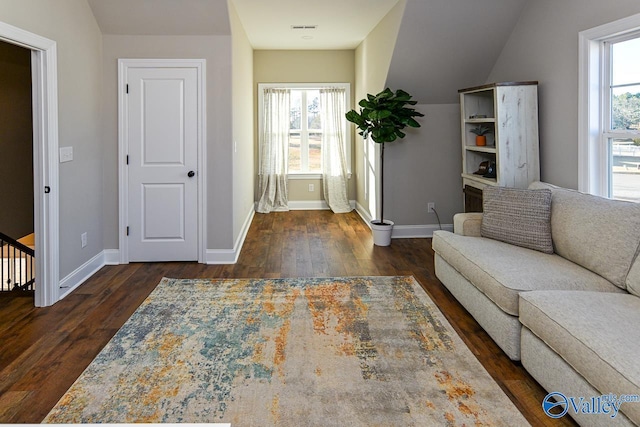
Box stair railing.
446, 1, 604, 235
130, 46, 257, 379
0, 232, 35, 292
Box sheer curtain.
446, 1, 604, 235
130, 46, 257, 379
320, 88, 352, 213
257, 88, 290, 213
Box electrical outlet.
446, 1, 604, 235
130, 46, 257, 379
81, 232, 87, 248
428, 202, 435, 213
309, 184, 315, 192
59, 146, 73, 163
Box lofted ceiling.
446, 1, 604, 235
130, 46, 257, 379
231, 0, 400, 50
87, 0, 231, 35
87, 0, 529, 104
387, 0, 529, 104
87, 0, 399, 47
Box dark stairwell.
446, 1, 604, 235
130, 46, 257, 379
0, 40, 35, 294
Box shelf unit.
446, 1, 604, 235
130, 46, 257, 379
458, 82, 540, 211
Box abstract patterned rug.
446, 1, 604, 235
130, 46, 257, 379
44, 276, 529, 426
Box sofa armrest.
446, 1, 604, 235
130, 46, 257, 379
453, 213, 483, 237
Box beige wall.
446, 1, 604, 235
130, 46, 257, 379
488, 0, 640, 189
0, 41, 33, 239
229, 2, 255, 240
253, 50, 356, 203
353, 0, 406, 219
101, 35, 234, 250
0, 0, 104, 279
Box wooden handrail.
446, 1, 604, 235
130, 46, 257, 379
0, 232, 35, 257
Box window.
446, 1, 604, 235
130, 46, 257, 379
258, 83, 351, 179
289, 89, 322, 173
579, 15, 640, 202
606, 36, 640, 201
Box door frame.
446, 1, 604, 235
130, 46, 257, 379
0, 21, 59, 307
118, 59, 207, 263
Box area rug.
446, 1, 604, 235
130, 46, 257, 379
44, 276, 529, 426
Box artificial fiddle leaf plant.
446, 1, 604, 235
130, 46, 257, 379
346, 88, 424, 228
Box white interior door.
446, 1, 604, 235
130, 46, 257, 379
126, 67, 198, 261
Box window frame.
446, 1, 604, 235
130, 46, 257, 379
289, 89, 323, 174
604, 33, 640, 199
258, 82, 351, 180
578, 13, 640, 197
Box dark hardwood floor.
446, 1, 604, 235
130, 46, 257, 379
0, 210, 574, 425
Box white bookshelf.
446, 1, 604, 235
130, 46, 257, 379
459, 82, 540, 211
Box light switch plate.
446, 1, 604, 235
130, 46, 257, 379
59, 146, 73, 163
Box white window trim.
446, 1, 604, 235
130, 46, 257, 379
258, 82, 352, 180
578, 12, 640, 196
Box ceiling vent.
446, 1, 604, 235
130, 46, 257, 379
291, 25, 318, 30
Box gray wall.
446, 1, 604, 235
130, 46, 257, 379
384, 104, 462, 226
0, 41, 33, 239
0, 0, 105, 279
353, 0, 464, 226
101, 35, 234, 250
487, 0, 640, 189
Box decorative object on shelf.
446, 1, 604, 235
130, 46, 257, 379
483, 161, 496, 178
346, 88, 424, 246
470, 125, 492, 146
473, 160, 489, 175
472, 160, 496, 178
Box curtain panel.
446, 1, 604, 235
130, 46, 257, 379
257, 88, 290, 213
320, 88, 352, 213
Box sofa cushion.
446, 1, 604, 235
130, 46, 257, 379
529, 181, 640, 289
627, 257, 640, 297
519, 291, 640, 424
453, 212, 483, 237
432, 230, 624, 316
481, 186, 553, 254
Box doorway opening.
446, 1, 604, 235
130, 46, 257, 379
0, 21, 59, 307
0, 40, 35, 295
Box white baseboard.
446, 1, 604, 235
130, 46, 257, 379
100, 208, 256, 267
58, 250, 108, 300
206, 206, 255, 264
58, 207, 253, 301
391, 224, 453, 238
205, 248, 237, 264
103, 249, 120, 265
354, 201, 452, 238
286, 200, 357, 211
355, 201, 373, 226
288, 200, 330, 210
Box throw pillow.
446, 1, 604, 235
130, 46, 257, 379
481, 186, 553, 254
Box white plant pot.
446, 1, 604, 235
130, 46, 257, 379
371, 220, 394, 246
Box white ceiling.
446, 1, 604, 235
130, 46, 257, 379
231, 0, 400, 50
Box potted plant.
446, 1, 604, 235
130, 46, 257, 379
346, 88, 424, 246
470, 125, 492, 146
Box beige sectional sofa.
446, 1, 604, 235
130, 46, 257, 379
432, 181, 640, 426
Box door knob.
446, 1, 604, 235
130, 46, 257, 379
188, 170, 195, 178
